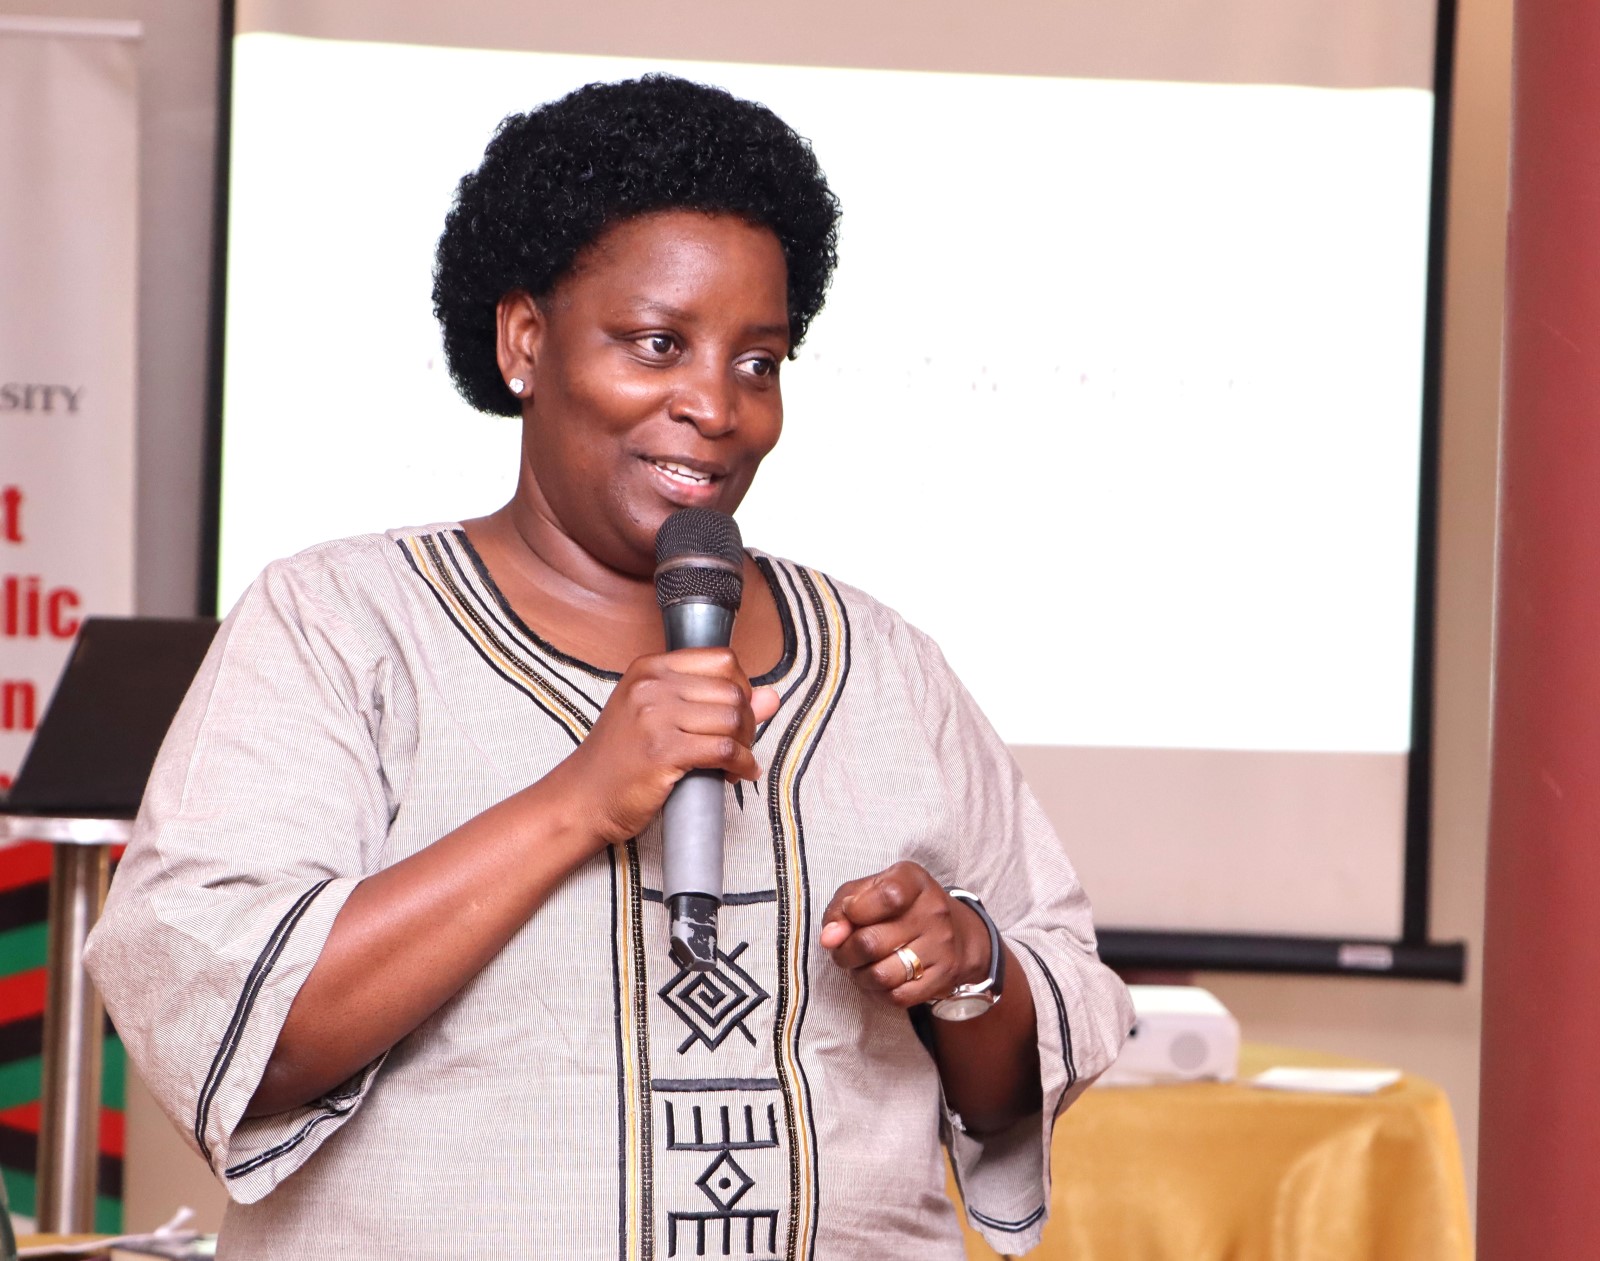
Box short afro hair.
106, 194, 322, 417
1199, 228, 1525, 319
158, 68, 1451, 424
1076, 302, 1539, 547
432, 74, 842, 417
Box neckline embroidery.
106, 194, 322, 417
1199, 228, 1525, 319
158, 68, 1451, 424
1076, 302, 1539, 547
449, 527, 799, 689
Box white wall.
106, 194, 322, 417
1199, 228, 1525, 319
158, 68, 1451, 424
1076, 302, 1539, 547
1, 0, 1511, 1232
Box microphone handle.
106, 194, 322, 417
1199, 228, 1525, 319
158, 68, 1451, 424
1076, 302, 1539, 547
661, 600, 736, 971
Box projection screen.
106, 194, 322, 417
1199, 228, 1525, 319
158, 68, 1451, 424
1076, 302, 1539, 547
212, 0, 1461, 974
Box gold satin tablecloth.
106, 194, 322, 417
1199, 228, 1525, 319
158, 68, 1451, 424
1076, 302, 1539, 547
956, 1044, 1473, 1261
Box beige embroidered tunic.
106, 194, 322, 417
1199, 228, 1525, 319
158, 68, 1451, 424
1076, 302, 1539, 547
85, 525, 1132, 1259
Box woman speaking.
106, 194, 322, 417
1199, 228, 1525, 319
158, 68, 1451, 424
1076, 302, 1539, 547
86, 75, 1131, 1259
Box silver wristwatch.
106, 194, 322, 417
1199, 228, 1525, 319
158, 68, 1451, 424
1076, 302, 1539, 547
929, 888, 1005, 1022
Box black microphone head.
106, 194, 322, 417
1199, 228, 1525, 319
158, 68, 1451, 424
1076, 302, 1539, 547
654, 509, 745, 611
656, 508, 743, 567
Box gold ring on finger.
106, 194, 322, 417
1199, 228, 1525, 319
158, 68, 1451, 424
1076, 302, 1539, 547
895, 944, 924, 984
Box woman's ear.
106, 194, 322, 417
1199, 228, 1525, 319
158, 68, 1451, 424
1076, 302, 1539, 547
495, 290, 545, 405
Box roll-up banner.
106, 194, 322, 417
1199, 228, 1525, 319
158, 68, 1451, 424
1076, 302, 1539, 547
0, 16, 139, 1233
0, 17, 139, 790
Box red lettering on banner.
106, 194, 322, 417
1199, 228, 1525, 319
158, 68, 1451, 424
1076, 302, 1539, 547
2, 575, 81, 638
47, 588, 80, 638
1, 680, 36, 731
0, 486, 20, 543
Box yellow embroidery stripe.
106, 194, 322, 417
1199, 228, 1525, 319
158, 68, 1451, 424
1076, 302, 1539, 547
402, 535, 589, 742
775, 570, 848, 1258
617, 841, 648, 1261
403, 532, 651, 1257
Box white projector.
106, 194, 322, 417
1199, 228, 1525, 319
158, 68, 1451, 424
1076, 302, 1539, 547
1098, 985, 1241, 1086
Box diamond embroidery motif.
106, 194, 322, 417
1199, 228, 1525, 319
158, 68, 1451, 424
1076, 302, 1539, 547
658, 941, 769, 1053
695, 1150, 756, 1212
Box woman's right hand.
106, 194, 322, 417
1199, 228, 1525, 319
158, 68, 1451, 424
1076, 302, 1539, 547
248, 647, 777, 1115
560, 647, 781, 847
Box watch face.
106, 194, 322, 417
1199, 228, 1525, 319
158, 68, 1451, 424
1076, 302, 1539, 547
932, 994, 995, 1022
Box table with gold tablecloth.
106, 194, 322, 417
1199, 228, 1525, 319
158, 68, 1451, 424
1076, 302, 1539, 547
14, 1051, 1469, 1259
955, 1044, 1473, 1261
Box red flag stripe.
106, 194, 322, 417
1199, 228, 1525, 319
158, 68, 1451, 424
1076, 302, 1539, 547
0, 1104, 34, 1131
0, 1102, 124, 1158
0, 969, 47, 1022
0, 843, 125, 895
0, 843, 54, 895
101, 1107, 124, 1157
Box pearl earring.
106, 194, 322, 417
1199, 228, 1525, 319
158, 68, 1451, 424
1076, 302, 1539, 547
508, 377, 526, 395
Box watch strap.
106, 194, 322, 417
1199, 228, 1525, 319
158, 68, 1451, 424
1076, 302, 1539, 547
945, 886, 1004, 999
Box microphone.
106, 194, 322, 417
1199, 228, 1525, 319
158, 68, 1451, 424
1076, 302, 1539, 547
654, 508, 745, 971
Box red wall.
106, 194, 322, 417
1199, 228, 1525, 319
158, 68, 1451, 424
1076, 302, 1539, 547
1480, 0, 1600, 1251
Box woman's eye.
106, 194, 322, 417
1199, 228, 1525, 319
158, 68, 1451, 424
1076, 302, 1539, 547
739, 356, 779, 379
639, 334, 675, 356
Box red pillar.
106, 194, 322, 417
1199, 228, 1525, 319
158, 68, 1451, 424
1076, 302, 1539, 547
1479, 1, 1600, 1254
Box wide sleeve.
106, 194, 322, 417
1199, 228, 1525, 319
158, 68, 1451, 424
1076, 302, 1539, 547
905, 626, 1134, 1256
84, 559, 405, 1204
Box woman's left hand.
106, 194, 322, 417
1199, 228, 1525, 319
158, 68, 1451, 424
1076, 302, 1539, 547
819, 862, 987, 1008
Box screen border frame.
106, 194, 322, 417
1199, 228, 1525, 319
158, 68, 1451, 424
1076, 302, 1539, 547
197, 0, 1467, 982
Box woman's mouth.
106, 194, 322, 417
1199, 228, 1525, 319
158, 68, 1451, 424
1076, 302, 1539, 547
647, 458, 716, 487
641, 456, 725, 504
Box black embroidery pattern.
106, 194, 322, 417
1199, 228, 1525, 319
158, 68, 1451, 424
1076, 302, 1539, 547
195, 879, 333, 1169
664, 1094, 782, 1258
658, 942, 770, 1054
666, 1100, 780, 1151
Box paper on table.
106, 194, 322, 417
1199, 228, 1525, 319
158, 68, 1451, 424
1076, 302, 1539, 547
17, 1207, 215, 1259
1246, 1066, 1403, 1095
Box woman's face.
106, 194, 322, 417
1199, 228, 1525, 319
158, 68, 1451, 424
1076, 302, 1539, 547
502, 209, 791, 577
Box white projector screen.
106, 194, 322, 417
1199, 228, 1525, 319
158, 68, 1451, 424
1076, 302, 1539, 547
215, 0, 1444, 955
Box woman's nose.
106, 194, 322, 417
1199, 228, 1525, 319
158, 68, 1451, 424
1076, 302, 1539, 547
669, 366, 738, 437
